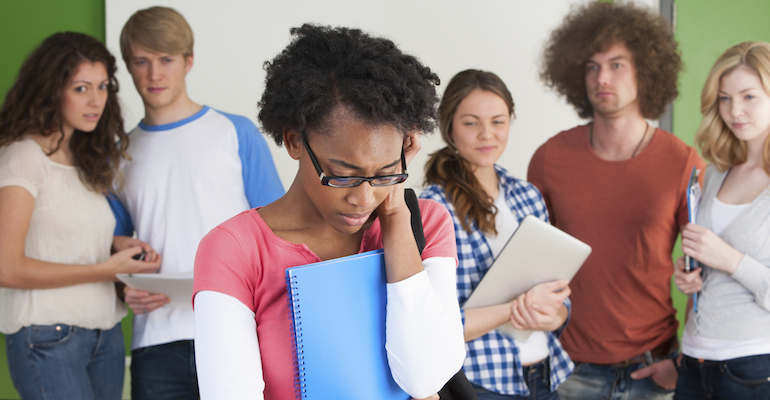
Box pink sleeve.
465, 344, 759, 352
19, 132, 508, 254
418, 199, 458, 266
193, 226, 258, 311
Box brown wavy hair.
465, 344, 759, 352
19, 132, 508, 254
424, 70, 514, 235
0, 32, 128, 194
540, 1, 682, 120
696, 41, 770, 175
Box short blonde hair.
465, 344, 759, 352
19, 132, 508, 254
120, 6, 194, 62
696, 41, 770, 174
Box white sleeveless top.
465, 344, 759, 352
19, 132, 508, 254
0, 138, 126, 334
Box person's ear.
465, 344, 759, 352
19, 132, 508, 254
284, 128, 302, 161
184, 54, 194, 74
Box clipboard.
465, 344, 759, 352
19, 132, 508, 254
462, 215, 591, 341
685, 166, 702, 312
117, 272, 194, 308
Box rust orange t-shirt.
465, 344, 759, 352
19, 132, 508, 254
527, 124, 705, 364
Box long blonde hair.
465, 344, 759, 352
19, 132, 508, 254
696, 41, 770, 174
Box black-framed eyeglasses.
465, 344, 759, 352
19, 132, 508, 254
301, 136, 408, 188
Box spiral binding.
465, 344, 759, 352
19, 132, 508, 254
286, 274, 307, 399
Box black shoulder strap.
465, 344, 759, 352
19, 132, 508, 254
404, 188, 425, 254
404, 188, 479, 400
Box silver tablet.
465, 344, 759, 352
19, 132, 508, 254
462, 215, 591, 341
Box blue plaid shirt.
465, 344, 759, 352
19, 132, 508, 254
420, 165, 574, 396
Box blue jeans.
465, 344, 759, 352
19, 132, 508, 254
558, 361, 674, 400
472, 360, 560, 400
5, 323, 124, 400
675, 354, 770, 400
131, 339, 199, 400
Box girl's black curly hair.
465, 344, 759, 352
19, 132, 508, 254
258, 24, 440, 145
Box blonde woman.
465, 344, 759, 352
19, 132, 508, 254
674, 41, 770, 399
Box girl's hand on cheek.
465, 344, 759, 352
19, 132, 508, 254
376, 183, 407, 220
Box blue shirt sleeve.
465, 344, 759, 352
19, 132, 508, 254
221, 112, 285, 208
107, 194, 134, 236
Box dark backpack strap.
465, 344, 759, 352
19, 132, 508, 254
404, 188, 478, 400
404, 188, 425, 254
438, 370, 478, 400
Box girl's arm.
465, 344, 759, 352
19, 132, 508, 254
509, 280, 570, 333
682, 222, 770, 310
194, 290, 264, 400
0, 186, 160, 288
378, 191, 465, 398
464, 279, 570, 340
384, 256, 465, 399
463, 302, 517, 341
681, 223, 743, 274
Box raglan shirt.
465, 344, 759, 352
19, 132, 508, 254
109, 106, 284, 350
193, 200, 466, 399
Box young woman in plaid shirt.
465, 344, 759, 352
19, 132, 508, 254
421, 70, 573, 400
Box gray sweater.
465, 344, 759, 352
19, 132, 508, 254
685, 164, 770, 341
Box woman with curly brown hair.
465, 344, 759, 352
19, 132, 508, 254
0, 32, 160, 399
673, 41, 770, 400
421, 69, 572, 400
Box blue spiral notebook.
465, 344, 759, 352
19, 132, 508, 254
285, 249, 410, 400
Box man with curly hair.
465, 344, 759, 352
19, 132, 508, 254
108, 6, 284, 399
527, 2, 705, 400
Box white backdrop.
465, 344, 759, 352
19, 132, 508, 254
106, 0, 656, 192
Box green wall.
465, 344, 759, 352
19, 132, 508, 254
670, 0, 770, 338
0, 1, 106, 101
0, 1, 107, 398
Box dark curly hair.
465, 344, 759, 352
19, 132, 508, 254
424, 70, 514, 235
540, 1, 682, 120
258, 24, 440, 145
0, 32, 128, 194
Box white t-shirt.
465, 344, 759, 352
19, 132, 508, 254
110, 107, 283, 349
0, 138, 125, 334
485, 186, 549, 365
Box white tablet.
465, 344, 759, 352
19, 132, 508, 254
462, 215, 591, 341
117, 272, 194, 308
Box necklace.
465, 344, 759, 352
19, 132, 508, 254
590, 122, 650, 159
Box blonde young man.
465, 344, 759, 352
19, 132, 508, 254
528, 3, 704, 400
109, 7, 284, 399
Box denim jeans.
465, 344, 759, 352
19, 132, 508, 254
472, 360, 560, 400
131, 339, 200, 400
675, 354, 770, 400
5, 323, 125, 400
557, 361, 674, 400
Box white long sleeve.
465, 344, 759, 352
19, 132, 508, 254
385, 256, 466, 398
194, 257, 464, 400
194, 290, 264, 400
